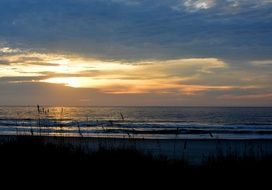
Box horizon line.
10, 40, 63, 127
0, 105, 271, 108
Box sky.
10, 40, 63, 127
0, 0, 272, 106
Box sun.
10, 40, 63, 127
41, 77, 81, 88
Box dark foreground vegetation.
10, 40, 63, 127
0, 136, 272, 184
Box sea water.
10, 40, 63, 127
0, 106, 271, 139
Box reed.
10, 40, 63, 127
77, 121, 83, 138
120, 112, 125, 121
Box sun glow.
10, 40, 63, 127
41, 77, 82, 88
41, 77, 153, 89
1, 48, 262, 96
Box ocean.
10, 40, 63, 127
0, 106, 272, 139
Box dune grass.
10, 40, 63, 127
0, 136, 272, 186
0, 136, 187, 171
1, 136, 272, 172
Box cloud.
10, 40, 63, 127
0, 1, 271, 105
251, 60, 272, 66
172, 0, 272, 12
0, 47, 22, 54
0, 0, 271, 61
1, 48, 270, 99
1, 78, 269, 106
182, 0, 216, 11
37, 57, 228, 93
220, 93, 272, 100
0, 47, 232, 95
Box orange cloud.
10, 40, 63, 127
1, 48, 269, 99
220, 93, 272, 100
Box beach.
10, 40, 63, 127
1, 107, 272, 165
2, 135, 272, 165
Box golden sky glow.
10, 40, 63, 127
1, 0, 272, 106
0, 48, 266, 95
0, 47, 271, 106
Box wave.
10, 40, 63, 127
0, 117, 272, 139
